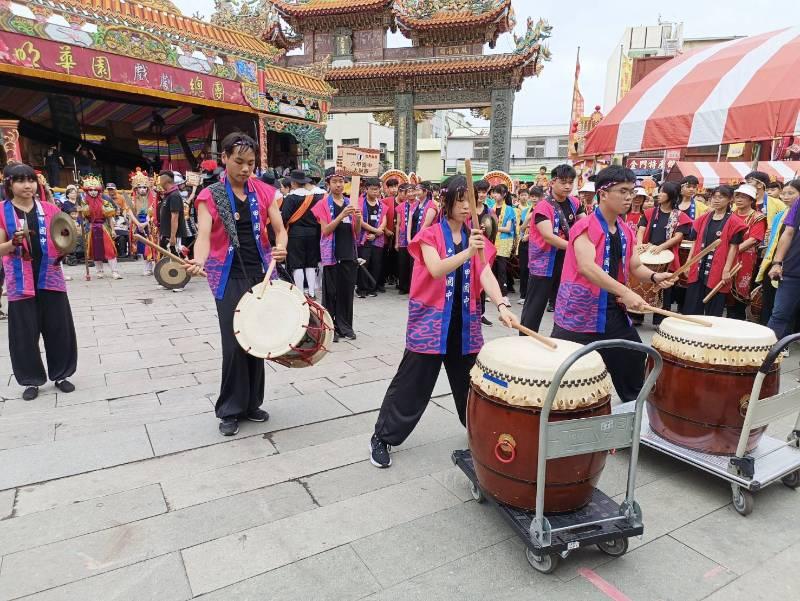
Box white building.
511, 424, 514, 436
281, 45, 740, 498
323, 113, 394, 171
445, 124, 569, 178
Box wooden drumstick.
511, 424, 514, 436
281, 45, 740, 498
512, 323, 558, 350
256, 259, 277, 300
133, 234, 207, 277
642, 305, 713, 327
702, 263, 742, 304
464, 159, 486, 263
670, 239, 721, 280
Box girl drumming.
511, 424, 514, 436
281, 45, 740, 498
370, 175, 519, 469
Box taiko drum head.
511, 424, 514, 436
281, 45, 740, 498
471, 337, 612, 411
652, 315, 779, 368
639, 249, 673, 267
233, 280, 309, 359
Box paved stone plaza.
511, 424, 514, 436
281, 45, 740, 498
0, 260, 798, 600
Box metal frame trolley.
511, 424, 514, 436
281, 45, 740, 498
613, 333, 800, 517
453, 340, 663, 574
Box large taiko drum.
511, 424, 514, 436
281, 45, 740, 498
628, 249, 673, 313
647, 316, 780, 455
467, 337, 613, 512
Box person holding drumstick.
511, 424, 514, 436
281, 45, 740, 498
683, 186, 746, 316
370, 174, 519, 468
637, 181, 692, 322
186, 133, 287, 437
554, 166, 675, 403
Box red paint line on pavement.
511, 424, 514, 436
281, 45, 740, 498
578, 568, 633, 601
704, 565, 726, 580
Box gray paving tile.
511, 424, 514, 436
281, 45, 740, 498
13, 436, 275, 516
703, 540, 800, 601
15, 553, 191, 601
352, 501, 513, 587
0, 427, 153, 489
146, 391, 349, 456
589, 535, 736, 601
270, 411, 377, 453
0, 484, 166, 555
0, 422, 54, 451
181, 476, 462, 596
327, 379, 393, 413
671, 479, 800, 573
195, 545, 380, 601
0, 481, 312, 599
0, 488, 14, 520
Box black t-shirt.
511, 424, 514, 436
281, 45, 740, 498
229, 196, 263, 279
699, 214, 744, 280
534, 199, 583, 227
332, 201, 355, 261
606, 227, 623, 311
638, 209, 691, 245
447, 240, 464, 351
364, 200, 381, 244
159, 190, 185, 240
281, 191, 322, 237
14, 206, 43, 283
411, 202, 426, 239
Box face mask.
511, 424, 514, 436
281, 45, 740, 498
180, 191, 189, 200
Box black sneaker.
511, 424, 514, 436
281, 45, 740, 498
356, 291, 366, 299
367, 292, 378, 297
219, 417, 239, 436
245, 408, 269, 422
481, 316, 493, 326
547, 302, 555, 313
333, 333, 341, 343
55, 380, 75, 393
344, 332, 357, 341
370, 434, 392, 468
22, 386, 38, 401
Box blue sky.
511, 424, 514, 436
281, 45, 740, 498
176, 0, 800, 126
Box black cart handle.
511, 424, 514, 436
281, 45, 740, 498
760, 333, 800, 374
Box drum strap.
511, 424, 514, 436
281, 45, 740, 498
288, 193, 316, 227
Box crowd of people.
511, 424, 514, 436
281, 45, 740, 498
3, 135, 800, 455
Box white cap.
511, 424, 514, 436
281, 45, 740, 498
633, 187, 650, 197
579, 181, 595, 193
735, 183, 758, 200
173, 172, 185, 186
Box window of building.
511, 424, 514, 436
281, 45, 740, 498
325, 139, 333, 161
341, 138, 359, 147
473, 140, 489, 160
557, 137, 569, 158
379, 142, 388, 161
526, 139, 546, 159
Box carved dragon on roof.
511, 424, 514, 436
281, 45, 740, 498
393, 0, 507, 18
514, 16, 552, 62
212, 0, 302, 49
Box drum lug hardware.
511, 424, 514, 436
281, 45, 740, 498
738, 395, 750, 418
494, 434, 517, 464
730, 455, 755, 479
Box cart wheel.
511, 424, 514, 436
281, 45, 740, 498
781, 470, 800, 489
597, 537, 629, 557
526, 548, 559, 574
732, 488, 754, 516
469, 480, 486, 503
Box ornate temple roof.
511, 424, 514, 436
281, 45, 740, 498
271, 0, 394, 17
393, 0, 513, 32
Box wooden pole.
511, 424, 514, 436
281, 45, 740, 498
464, 159, 486, 263
133, 234, 207, 277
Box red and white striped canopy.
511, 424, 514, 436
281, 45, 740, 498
668, 161, 800, 188
584, 28, 800, 155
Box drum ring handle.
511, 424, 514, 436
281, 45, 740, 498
739, 395, 749, 418
494, 434, 517, 464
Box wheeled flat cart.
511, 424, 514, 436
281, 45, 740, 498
454, 340, 663, 573
614, 333, 800, 516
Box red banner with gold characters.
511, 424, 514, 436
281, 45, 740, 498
0, 30, 248, 108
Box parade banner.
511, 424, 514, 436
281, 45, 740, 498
185, 172, 203, 187
336, 146, 381, 177
0, 30, 249, 109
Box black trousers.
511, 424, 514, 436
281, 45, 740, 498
683, 280, 726, 317
215, 275, 265, 419
8, 290, 77, 387
760, 281, 777, 326
357, 245, 383, 294
518, 241, 530, 298
520, 251, 564, 332
374, 345, 477, 446
493, 255, 510, 296
323, 260, 357, 336
397, 247, 412, 293
381, 244, 397, 286
551, 309, 645, 404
